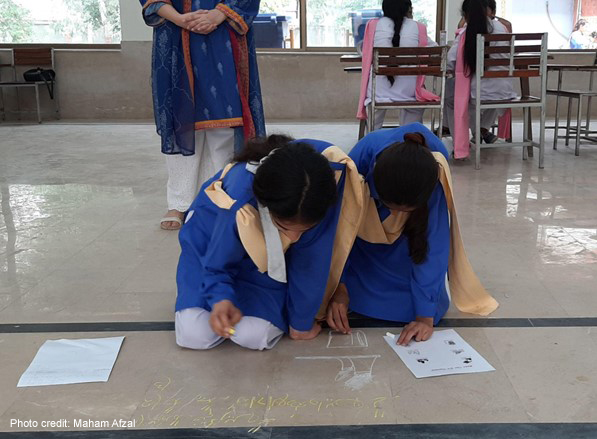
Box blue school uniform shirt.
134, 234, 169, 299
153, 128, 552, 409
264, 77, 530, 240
176, 139, 345, 332
345, 123, 451, 324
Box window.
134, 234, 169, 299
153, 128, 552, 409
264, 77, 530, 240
0, 0, 121, 44
495, 0, 596, 50
257, 0, 301, 48
306, 0, 438, 48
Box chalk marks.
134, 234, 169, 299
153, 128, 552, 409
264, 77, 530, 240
295, 355, 380, 391
326, 330, 368, 349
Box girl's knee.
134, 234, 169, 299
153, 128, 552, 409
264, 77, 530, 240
175, 326, 222, 350
232, 319, 284, 350
175, 308, 222, 350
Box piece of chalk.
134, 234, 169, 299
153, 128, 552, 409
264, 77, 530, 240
228, 328, 236, 335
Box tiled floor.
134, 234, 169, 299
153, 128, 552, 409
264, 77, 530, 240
1, 122, 596, 436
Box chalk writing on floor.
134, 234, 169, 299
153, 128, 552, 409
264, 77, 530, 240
135, 376, 398, 430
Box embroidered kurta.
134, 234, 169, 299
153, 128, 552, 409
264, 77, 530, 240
141, 0, 266, 155
345, 124, 451, 324
176, 140, 364, 332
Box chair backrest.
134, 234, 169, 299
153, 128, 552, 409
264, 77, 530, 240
13, 48, 54, 67
477, 33, 548, 80
372, 46, 448, 77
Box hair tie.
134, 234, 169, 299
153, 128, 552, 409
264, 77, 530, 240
404, 132, 427, 147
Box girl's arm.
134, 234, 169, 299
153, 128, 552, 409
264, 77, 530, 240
178, 207, 246, 337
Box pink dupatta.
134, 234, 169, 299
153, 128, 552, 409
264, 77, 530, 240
453, 29, 513, 159
357, 19, 439, 120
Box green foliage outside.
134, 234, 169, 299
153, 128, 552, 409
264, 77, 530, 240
0, 0, 33, 43
54, 0, 121, 43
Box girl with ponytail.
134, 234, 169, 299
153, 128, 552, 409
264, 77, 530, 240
443, 0, 517, 157
176, 134, 363, 351
327, 123, 499, 344
357, 0, 438, 130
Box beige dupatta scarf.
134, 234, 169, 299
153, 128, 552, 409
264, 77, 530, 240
203, 146, 365, 319
358, 152, 499, 316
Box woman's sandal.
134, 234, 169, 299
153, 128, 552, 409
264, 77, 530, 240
160, 211, 184, 231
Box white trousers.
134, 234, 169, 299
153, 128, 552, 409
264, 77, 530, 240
166, 128, 235, 212
443, 78, 503, 135
374, 108, 424, 131
175, 307, 284, 351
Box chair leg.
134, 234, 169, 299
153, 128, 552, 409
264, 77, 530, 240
358, 119, 366, 140
526, 108, 533, 157
539, 99, 546, 169
585, 96, 592, 133
475, 109, 481, 170
575, 97, 582, 156
522, 107, 529, 161
0, 86, 5, 121
53, 82, 60, 120
35, 84, 42, 124
565, 98, 573, 146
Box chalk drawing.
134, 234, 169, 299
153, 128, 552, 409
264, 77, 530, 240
326, 330, 368, 349
295, 355, 380, 391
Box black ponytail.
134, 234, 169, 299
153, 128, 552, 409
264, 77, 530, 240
373, 132, 439, 264
462, 0, 490, 76
240, 135, 337, 225
382, 0, 412, 86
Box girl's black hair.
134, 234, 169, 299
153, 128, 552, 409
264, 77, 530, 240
486, 0, 496, 15
382, 0, 412, 86
234, 135, 337, 225
462, 0, 490, 76
373, 132, 439, 264
574, 19, 587, 32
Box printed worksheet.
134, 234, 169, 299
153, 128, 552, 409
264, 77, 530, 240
383, 329, 495, 378
17, 336, 125, 387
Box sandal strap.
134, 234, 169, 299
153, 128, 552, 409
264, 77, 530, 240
160, 217, 183, 225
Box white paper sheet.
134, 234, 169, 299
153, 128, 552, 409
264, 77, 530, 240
17, 336, 125, 387
383, 329, 495, 378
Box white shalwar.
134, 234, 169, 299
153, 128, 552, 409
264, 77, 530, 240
366, 17, 438, 130
166, 128, 235, 212
175, 307, 284, 351
444, 19, 519, 135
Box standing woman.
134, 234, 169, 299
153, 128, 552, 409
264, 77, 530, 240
357, 0, 439, 131
326, 124, 498, 345
140, 0, 265, 230
176, 135, 363, 350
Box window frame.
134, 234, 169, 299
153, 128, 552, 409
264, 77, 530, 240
258, 0, 447, 52
0, 0, 446, 52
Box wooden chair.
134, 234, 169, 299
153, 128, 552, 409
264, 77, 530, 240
368, 46, 448, 137
472, 33, 548, 169
0, 48, 60, 123
548, 52, 597, 156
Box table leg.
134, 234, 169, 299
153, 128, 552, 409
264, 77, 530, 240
576, 97, 582, 156
553, 70, 563, 151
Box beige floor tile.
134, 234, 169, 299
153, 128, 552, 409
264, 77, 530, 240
485, 327, 597, 422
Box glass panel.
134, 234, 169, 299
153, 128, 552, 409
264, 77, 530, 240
0, 0, 121, 44
495, 0, 596, 50
306, 0, 437, 48
258, 0, 301, 48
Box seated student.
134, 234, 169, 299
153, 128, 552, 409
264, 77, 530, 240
458, 0, 512, 33
357, 0, 439, 131
176, 135, 363, 351
326, 124, 498, 346
444, 0, 518, 159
